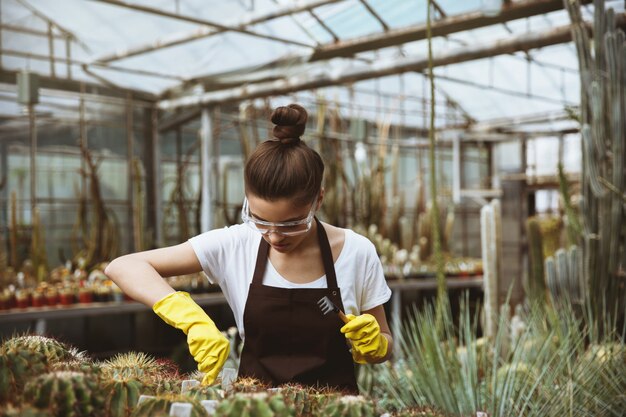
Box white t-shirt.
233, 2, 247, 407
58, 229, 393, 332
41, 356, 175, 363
189, 223, 392, 339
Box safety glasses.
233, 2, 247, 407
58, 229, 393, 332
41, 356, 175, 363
241, 197, 316, 236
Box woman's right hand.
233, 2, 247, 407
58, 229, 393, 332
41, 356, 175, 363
153, 291, 230, 385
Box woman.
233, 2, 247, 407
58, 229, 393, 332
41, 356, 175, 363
105, 103, 393, 393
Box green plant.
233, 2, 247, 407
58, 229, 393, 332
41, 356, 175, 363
102, 378, 143, 417
185, 384, 222, 401
24, 371, 104, 417
0, 346, 48, 402
228, 377, 269, 394
129, 394, 207, 417
321, 395, 378, 417
214, 393, 293, 417
277, 384, 339, 417
2, 335, 73, 364
391, 406, 447, 417
100, 352, 162, 382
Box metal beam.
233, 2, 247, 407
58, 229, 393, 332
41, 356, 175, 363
358, 0, 389, 31
308, 0, 591, 61
159, 15, 620, 110
0, 69, 157, 102
94, 0, 341, 63
90, 0, 314, 51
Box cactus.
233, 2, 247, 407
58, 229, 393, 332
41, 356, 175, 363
185, 384, 222, 401
480, 201, 501, 338
2, 335, 73, 364
0, 346, 49, 402
320, 395, 378, 417
228, 377, 268, 394
492, 363, 539, 394
526, 217, 547, 305
565, 0, 626, 331
391, 406, 447, 417
129, 394, 207, 417
101, 352, 162, 382
24, 371, 104, 417
214, 393, 293, 417
276, 384, 340, 417
102, 378, 143, 417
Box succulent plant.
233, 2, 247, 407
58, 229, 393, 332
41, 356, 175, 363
277, 384, 341, 417
0, 346, 49, 402
321, 395, 378, 417
100, 352, 162, 383
185, 384, 222, 401
391, 406, 447, 417
214, 392, 294, 417
129, 393, 208, 417
24, 371, 104, 417
228, 377, 269, 394
102, 378, 143, 417
2, 335, 73, 364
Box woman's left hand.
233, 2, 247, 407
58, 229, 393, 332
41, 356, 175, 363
340, 313, 389, 364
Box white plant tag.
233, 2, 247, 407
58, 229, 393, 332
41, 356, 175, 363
169, 402, 192, 417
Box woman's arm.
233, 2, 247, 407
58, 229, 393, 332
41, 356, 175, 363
104, 242, 203, 307
361, 304, 394, 363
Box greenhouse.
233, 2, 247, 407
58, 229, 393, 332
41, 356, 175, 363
0, 0, 624, 416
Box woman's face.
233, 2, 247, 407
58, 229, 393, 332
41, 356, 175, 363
246, 194, 321, 253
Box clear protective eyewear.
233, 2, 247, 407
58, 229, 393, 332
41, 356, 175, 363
241, 197, 316, 236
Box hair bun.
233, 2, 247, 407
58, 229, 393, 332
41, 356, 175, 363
271, 104, 308, 145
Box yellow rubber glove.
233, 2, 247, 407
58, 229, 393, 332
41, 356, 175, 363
341, 314, 388, 364
153, 291, 229, 385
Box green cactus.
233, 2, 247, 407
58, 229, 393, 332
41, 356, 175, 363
214, 393, 294, 417
228, 377, 268, 394
129, 394, 208, 417
321, 395, 378, 417
391, 406, 447, 417
526, 217, 547, 305
146, 376, 183, 395
2, 335, 73, 364
0, 404, 54, 417
102, 378, 143, 417
101, 352, 162, 383
0, 346, 49, 402
185, 384, 222, 401
492, 363, 539, 394
24, 371, 104, 417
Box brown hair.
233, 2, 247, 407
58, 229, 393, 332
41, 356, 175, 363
244, 104, 324, 205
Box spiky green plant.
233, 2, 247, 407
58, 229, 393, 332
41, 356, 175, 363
100, 352, 162, 382
228, 377, 268, 395
0, 346, 48, 402
129, 393, 207, 417
321, 395, 378, 417
391, 406, 447, 417
24, 371, 104, 417
185, 384, 222, 401
2, 335, 73, 365
277, 384, 340, 417
370, 293, 625, 417
213, 393, 293, 417
102, 378, 142, 417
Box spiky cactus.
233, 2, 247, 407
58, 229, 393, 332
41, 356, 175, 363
565, 0, 626, 331
321, 395, 378, 417
102, 378, 143, 417
0, 346, 49, 402
526, 217, 547, 305
129, 394, 208, 417
24, 371, 104, 417
228, 377, 268, 394
214, 393, 293, 417
391, 406, 447, 417
100, 352, 162, 383
276, 384, 340, 417
2, 335, 73, 364
185, 384, 222, 401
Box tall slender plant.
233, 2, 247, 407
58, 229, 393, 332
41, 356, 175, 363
426, 0, 447, 330
564, 0, 625, 331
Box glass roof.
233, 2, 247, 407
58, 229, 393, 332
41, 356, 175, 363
1, 0, 624, 129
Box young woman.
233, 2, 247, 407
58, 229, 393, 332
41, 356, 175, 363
105, 103, 393, 393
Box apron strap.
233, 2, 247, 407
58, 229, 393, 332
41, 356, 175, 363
314, 217, 339, 288
250, 217, 339, 288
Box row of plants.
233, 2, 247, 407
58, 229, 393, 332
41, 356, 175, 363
0, 334, 446, 417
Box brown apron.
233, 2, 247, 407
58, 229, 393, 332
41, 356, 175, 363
238, 217, 358, 393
